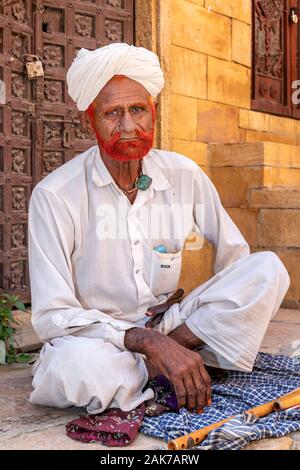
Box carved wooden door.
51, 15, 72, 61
252, 0, 300, 118
0, 0, 134, 303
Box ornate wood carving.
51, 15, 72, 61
11, 223, 26, 249
10, 260, 25, 290
74, 123, 91, 140
12, 186, 27, 211
0, 0, 134, 301
12, 73, 26, 99
12, 111, 26, 136
105, 20, 123, 41
12, 34, 28, 59
12, 0, 27, 23
252, 0, 299, 117
42, 151, 63, 173
106, 0, 124, 7
75, 14, 94, 37
44, 80, 64, 102
44, 120, 63, 143
12, 149, 26, 174
255, 1, 283, 78
43, 45, 64, 68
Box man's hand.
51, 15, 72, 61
124, 328, 211, 413
145, 288, 184, 329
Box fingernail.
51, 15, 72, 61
208, 399, 212, 406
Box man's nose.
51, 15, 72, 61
119, 110, 137, 133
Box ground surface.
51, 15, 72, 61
0, 308, 299, 450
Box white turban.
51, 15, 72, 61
66, 43, 165, 111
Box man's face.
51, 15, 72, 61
86, 76, 156, 162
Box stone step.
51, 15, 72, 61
209, 142, 300, 207
249, 188, 300, 209
210, 165, 300, 207
258, 209, 300, 248
208, 141, 300, 168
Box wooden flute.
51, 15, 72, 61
167, 387, 300, 450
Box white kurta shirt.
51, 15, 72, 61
28, 146, 250, 350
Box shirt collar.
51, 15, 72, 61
92, 147, 171, 191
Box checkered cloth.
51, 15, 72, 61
140, 353, 300, 450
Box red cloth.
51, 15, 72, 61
66, 403, 145, 447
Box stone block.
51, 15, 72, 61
226, 208, 259, 245
272, 308, 300, 324
171, 94, 198, 140
208, 56, 251, 108
295, 120, 300, 145
259, 318, 300, 357
259, 209, 300, 248
232, 20, 251, 67
204, 0, 251, 23
13, 310, 42, 352
197, 100, 245, 143
249, 188, 300, 209
172, 0, 231, 60
171, 45, 207, 99
210, 166, 262, 207
272, 248, 300, 307
245, 130, 297, 146
208, 141, 300, 169
172, 139, 207, 166
263, 167, 300, 187
239, 109, 296, 140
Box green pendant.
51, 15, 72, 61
135, 174, 152, 191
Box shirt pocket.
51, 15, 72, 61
150, 249, 182, 296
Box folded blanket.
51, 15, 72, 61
140, 353, 300, 450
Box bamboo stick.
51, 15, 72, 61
167, 387, 300, 450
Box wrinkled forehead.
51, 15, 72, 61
93, 75, 151, 109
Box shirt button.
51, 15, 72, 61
135, 269, 140, 274
134, 240, 139, 245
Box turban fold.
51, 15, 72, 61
66, 43, 165, 111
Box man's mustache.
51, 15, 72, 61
104, 130, 152, 145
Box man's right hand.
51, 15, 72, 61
124, 328, 211, 413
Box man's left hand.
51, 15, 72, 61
145, 288, 184, 329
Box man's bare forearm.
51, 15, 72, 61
124, 323, 204, 356
124, 327, 163, 355
168, 323, 205, 350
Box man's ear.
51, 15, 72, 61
79, 111, 94, 135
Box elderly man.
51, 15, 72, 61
28, 43, 290, 415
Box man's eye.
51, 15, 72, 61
106, 109, 120, 117
131, 106, 145, 113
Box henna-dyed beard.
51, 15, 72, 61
87, 105, 155, 162
96, 129, 154, 162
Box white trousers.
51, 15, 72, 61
30, 251, 290, 413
